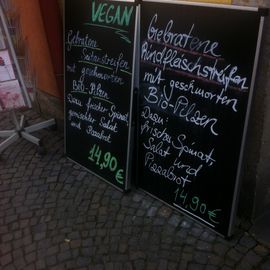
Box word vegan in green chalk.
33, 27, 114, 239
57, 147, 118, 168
91, 1, 134, 27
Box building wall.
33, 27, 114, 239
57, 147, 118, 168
12, 0, 62, 98
11, 0, 64, 122
39, 0, 63, 98
252, 11, 270, 218
233, 0, 265, 6
230, 0, 270, 219
58, 0, 64, 17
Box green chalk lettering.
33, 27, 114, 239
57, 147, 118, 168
106, 5, 115, 24
88, 144, 124, 185
98, 3, 107, 23
114, 5, 121, 25
92, 1, 103, 22
121, 6, 133, 26
91, 1, 133, 27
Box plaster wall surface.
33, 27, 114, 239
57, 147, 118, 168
232, 0, 270, 219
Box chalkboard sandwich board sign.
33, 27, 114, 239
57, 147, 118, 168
65, 0, 137, 191
138, 0, 265, 236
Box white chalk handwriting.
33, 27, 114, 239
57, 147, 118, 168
66, 30, 98, 51
141, 41, 248, 91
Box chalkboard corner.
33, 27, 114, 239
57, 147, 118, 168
123, 187, 132, 194
258, 7, 269, 17
135, 0, 142, 5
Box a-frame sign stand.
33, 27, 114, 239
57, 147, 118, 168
0, 3, 56, 155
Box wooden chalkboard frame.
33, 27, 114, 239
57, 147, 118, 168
64, 0, 139, 192
137, 0, 266, 237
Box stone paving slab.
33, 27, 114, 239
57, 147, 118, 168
0, 109, 270, 270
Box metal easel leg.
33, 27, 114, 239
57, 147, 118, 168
24, 119, 56, 133
21, 118, 56, 149
0, 132, 19, 154
0, 111, 20, 154
20, 131, 41, 146
0, 129, 16, 138
0, 110, 56, 155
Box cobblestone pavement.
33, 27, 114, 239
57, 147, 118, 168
0, 109, 270, 270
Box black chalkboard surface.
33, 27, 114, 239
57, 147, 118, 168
138, 1, 264, 236
65, 0, 137, 191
